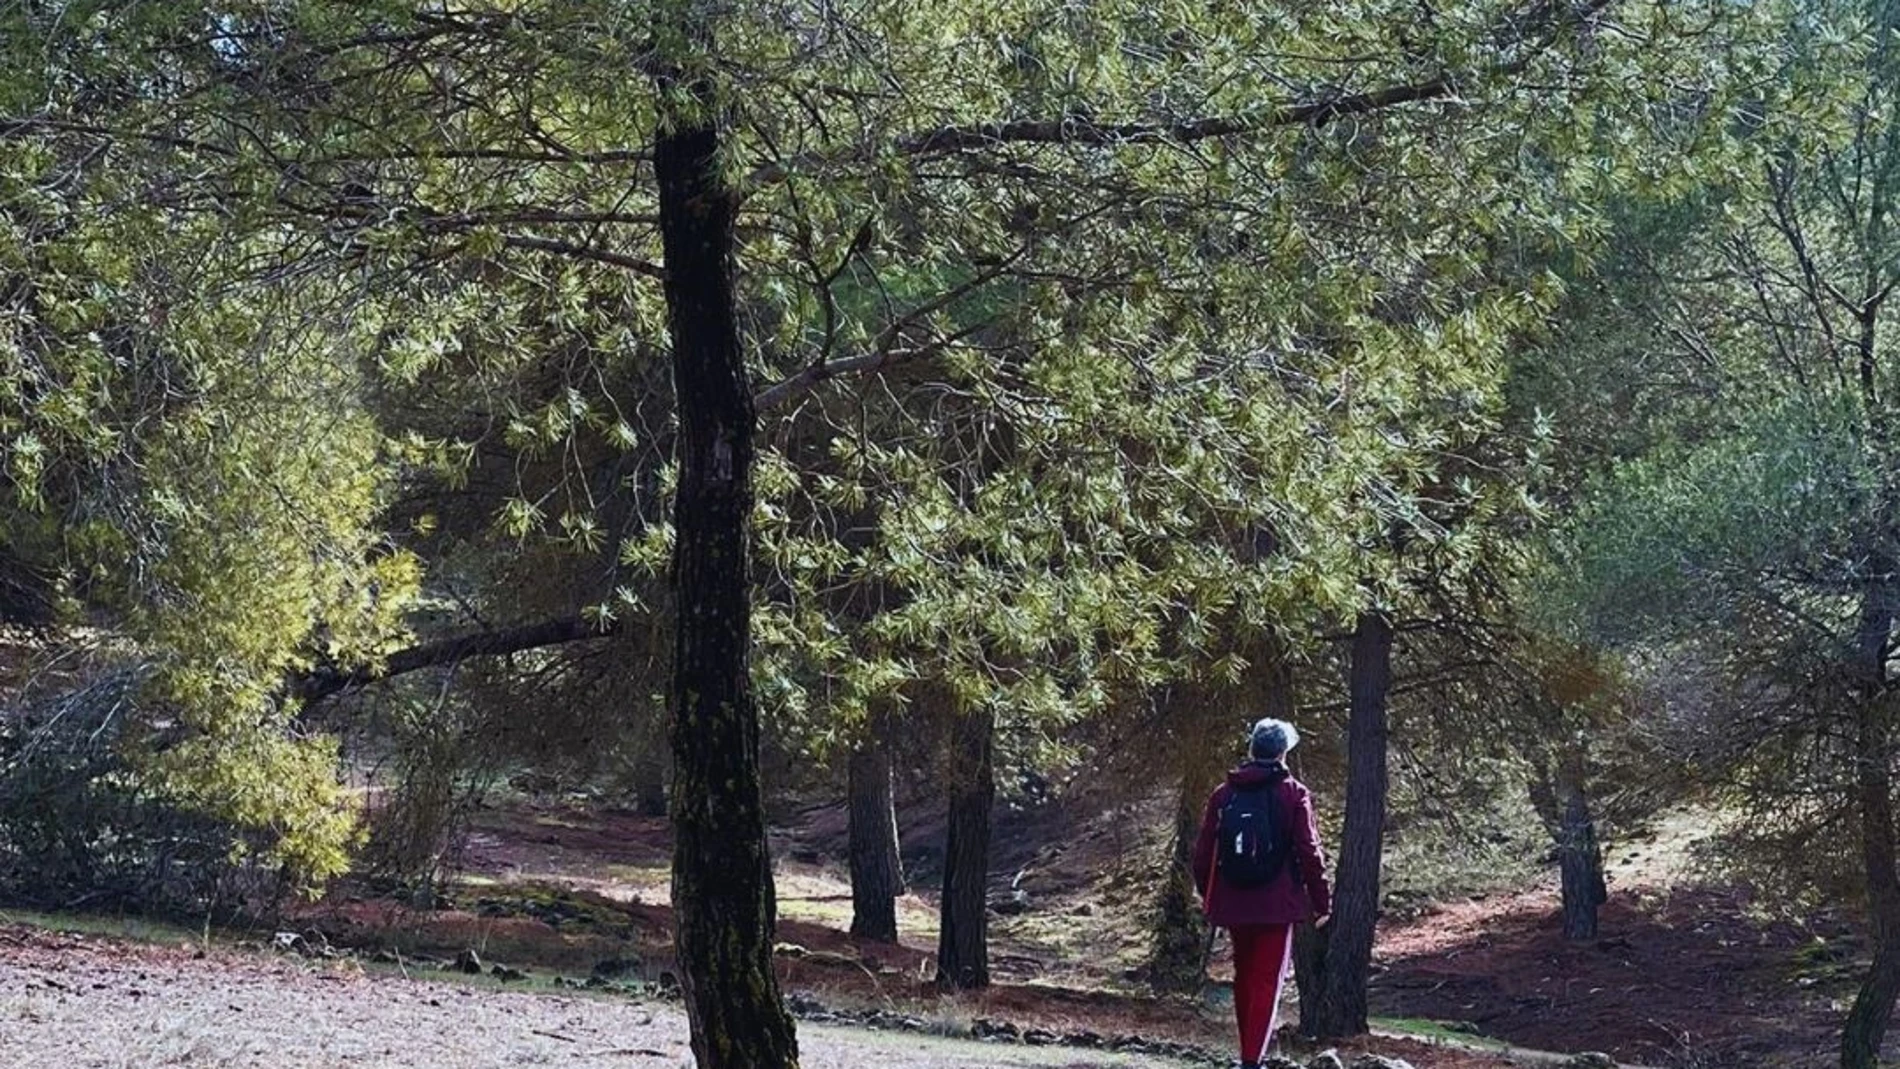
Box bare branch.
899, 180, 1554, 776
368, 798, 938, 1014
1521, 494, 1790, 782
0, 114, 235, 158
499, 235, 666, 279
294, 615, 620, 706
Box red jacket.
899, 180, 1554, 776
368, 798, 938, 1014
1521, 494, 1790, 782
1192, 762, 1331, 927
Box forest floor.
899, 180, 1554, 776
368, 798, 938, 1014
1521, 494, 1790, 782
0, 914, 1549, 1069
250, 797, 1851, 1069
0, 920, 1215, 1069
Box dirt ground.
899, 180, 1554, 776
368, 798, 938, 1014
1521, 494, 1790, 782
0, 924, 1196, 1069
1, 797, 1853, 1068
1361, 808, 1852, 1067
1373, 884, 1841, 1067
426, 799, 1853, 1068
0, 923, 1517, 1069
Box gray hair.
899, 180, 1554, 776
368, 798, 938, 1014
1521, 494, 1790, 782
1249, 717, 1300, 760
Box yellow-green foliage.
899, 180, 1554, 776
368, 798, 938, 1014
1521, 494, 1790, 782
0, 134, 418, 885
126, 376, 410, 882
1, 0, 1793, 875
126, 323, 419, 881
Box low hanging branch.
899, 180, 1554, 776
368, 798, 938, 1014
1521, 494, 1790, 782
293, 614, 620, 707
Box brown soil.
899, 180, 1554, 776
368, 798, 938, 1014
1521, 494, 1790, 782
7, 790, 1849, 1068
418, 799, 1853, 1068
264, 799, 1514, 1068
1372, 882, 1849, 1067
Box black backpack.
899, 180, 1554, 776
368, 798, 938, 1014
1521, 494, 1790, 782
1216, 767, 1289, 888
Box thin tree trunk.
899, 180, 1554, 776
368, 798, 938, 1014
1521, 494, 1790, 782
1525, 750, 1606, 940
634, 738, 669, 818
848, 727, 905, 943
1306, 611, 1393, 1039
1147, 681, 1219, 994
1556, 775, 1607, 941
653, 12, 797, 1066
937, 706, 995, 990
1843, 559, 1899, 1069
1845, 703, 1900, 1069
1149, 765, 1212, 993
1526, 757, 1561, 833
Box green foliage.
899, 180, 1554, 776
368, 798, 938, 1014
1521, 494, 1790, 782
0, 75, 418, 884
0, 0, 1790, 888
0, 670, 291, 914
1545, 397, 1874, 649
1521, 2, 1900, 948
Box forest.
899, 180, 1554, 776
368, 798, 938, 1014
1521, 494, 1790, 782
0, 1, 1897, 1067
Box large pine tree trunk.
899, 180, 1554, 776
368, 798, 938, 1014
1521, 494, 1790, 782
653, 16, 797, 1067
1305, 611, 1393, 1039
937, 706, 995, 990
848, 727, 905, 943
1843, 563, 1899, 1069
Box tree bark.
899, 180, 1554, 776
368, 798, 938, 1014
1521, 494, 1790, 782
1292, 919, 1332, 1029
1844, 696, 1900, 1069
1556, 776, 1608, 942
1843, 559, 1898, 1069
1525, 746, 1607, 941
848, 726, 905, 943
653, 12, 798, 1067
1305, 611, 1394, 1039
634, 737, 669, 818
1149, 765, 1212, 993
295, 613, 616, 706
937, 706, 995, 990
1146, 680, 1218, 994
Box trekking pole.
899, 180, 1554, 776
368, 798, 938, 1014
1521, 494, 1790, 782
1199, 921, 1218, 982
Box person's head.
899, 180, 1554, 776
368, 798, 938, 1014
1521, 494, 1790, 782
1248, 717, 1300, 762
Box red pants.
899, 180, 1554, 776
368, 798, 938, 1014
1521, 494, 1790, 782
1231, 923, 1294, 1064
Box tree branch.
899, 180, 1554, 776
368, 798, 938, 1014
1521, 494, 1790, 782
0, 114, 236, 158
499, 235, 666, 279
753, 320, 991, 413
746, 0, 1613, 190
892, 77, 1455, 158
752, 240, 1033, 411
294, 615, 620, 706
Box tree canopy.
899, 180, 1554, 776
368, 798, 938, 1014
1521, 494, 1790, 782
20, 0, 1900, 1065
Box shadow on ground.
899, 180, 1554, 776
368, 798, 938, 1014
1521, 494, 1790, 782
1370, 884, 1848, 1067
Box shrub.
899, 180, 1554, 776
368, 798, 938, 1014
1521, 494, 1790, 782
0, 669, 287, 917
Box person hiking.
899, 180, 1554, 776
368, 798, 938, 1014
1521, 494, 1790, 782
1193, 717, 1331, 1069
